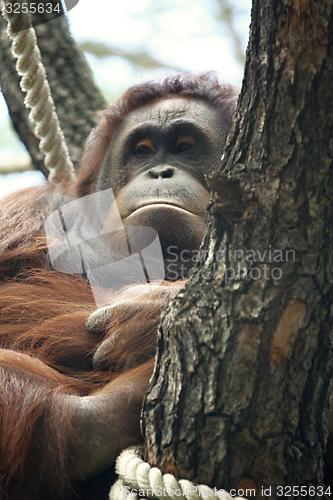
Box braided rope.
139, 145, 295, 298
109, 447, 246, 500
0, 0, 75, 185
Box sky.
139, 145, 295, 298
0, 0, 251, 198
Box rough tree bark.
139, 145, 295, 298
143, 0, 333, 498
0, 2, 105, 175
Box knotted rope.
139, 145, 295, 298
0, 0, 75, 185
109, 447, 246, 500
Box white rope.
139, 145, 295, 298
109, 447, 246, 500
0, 0, 76, 185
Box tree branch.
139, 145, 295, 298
143, 0, 333, 495
0, 9, 106, 175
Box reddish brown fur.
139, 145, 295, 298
0, 186, 173, 499
0, 74, 236, 499
0, 184, 159, 499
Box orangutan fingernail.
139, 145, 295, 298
86, 306, 113, 333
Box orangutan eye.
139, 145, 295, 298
134, 138, 155, 156
175, 135, 195, 153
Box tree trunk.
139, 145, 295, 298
143, 0, 333, 497
0, 5, 105, 175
